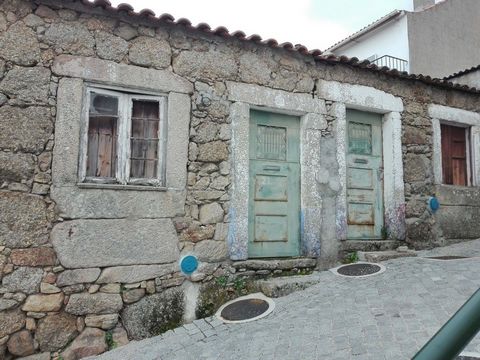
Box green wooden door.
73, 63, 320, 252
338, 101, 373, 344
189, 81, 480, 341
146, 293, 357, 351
248, 110, 300, 257
346, 109, 384, 239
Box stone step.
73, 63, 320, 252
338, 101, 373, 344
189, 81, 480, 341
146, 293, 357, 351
255, 273, 321, 298
358, 248, 417, 263
232, 258, 317, 271
340, 240, 402, 253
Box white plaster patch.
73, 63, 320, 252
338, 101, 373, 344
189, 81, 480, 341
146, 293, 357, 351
274, 94, 285, 108
382, 112, 406, 240
229, 102, 250, 260
332, 103, 348, 241
431, 118, 443, 185
317, 80, 403, 112
182, 281, 200, 324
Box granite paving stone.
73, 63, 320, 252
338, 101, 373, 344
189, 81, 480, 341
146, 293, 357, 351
93, 239, 480, 360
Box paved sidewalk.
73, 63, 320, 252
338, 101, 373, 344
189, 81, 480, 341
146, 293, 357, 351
95, 239, 480, 360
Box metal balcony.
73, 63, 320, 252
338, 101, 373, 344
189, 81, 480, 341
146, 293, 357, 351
371, 55, 408, 72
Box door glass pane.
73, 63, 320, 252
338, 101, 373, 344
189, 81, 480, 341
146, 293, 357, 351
349, 122, 372, 155
130, 100, 159, 179
86, 92, 118, 178
256, 125, 287, 160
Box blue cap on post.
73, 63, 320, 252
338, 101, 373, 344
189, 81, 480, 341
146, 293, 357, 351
180, 255, 198, 275
428, 196, 440, 213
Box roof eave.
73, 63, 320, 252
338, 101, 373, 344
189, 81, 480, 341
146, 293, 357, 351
326, 10, 405, 53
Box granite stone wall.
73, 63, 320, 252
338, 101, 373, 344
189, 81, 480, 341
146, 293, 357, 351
0, 0, 479, 358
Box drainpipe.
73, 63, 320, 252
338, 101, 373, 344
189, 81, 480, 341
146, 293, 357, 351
412, 288, 480, 360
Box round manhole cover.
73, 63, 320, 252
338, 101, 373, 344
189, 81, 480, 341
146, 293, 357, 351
216, 293, 275, 324
337, 263, 381, 276
221, 298, 269, 321
427, 256, 469, 260
330, 262, 386, 278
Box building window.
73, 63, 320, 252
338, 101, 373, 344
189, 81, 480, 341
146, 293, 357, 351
80, 87, 166, 186
441, 124, 469, 186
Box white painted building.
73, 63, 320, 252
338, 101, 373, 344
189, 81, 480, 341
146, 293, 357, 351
326, 0, 479, 78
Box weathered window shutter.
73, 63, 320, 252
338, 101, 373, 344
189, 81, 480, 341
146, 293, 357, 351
130, 100, 160, 179
86, 92, 118, 178
441, 124, 467, 186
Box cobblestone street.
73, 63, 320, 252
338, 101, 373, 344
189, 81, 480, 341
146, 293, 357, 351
95, 240, 480, 360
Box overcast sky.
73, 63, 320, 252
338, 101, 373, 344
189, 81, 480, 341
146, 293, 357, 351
108, 0, 414, 50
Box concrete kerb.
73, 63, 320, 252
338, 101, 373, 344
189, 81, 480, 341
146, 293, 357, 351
420, 256, 480, 262
459, 351, 480, 359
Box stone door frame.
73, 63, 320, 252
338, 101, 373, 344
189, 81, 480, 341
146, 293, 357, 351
317, 80, 406, 241
429, 104, 480, 186
226, 82, 327, 260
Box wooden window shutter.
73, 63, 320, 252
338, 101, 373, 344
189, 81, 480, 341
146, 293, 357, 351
86, 92, 119, 178
441, 124, 467, 186
129, 100, 160, 179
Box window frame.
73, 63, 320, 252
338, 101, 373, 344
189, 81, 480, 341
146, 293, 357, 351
79, 85, 167, 187
429, 104, 480, 189
440, 121, 472, 186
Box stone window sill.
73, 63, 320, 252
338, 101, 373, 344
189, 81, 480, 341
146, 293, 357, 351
439, 184, 478, 189
77, 182, 168, 192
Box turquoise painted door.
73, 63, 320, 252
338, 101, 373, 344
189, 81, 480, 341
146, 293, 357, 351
346, 110, 384, 239
248, 110, 300, 258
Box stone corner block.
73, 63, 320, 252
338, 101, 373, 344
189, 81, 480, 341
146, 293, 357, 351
226, 81, 326, 114
96, 264, 174, 284
65, 293, 123, 315
52, 219, 180, 268
56, 268, 101, 287
52, 55, 192, 94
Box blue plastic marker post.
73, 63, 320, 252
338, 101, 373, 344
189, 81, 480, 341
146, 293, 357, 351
428, 196, 440, 213
180, 255, 198, 275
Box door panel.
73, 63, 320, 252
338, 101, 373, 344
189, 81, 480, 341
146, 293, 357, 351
346, 110, 384, 239
254, 215, 288, 242
249, 110, 300, 257
254, 175, 288, 201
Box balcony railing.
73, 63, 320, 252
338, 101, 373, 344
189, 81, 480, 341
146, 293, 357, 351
371, 55, 408, 72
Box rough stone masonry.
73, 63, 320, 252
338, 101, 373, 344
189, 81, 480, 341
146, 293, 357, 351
0, 0, 480, 359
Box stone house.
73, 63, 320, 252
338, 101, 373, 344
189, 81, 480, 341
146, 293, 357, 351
0, 0, 480, 358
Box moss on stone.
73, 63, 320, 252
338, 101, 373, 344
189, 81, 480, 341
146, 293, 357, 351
195, 277, 258, 319
149, 291, 184, 336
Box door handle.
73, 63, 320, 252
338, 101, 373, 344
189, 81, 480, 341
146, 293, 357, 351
263, 165, 281, 171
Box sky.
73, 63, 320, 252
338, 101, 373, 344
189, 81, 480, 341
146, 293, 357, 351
108, 0, 414, 51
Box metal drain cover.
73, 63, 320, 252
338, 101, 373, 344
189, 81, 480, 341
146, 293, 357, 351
337, 263, 382, 276
216, 293, 275, 324
427, 256, 469, 260
221, 298, 269, 321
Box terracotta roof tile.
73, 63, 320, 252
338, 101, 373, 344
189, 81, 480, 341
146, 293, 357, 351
444, 64, 480, 80
69, 0, 480, 94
